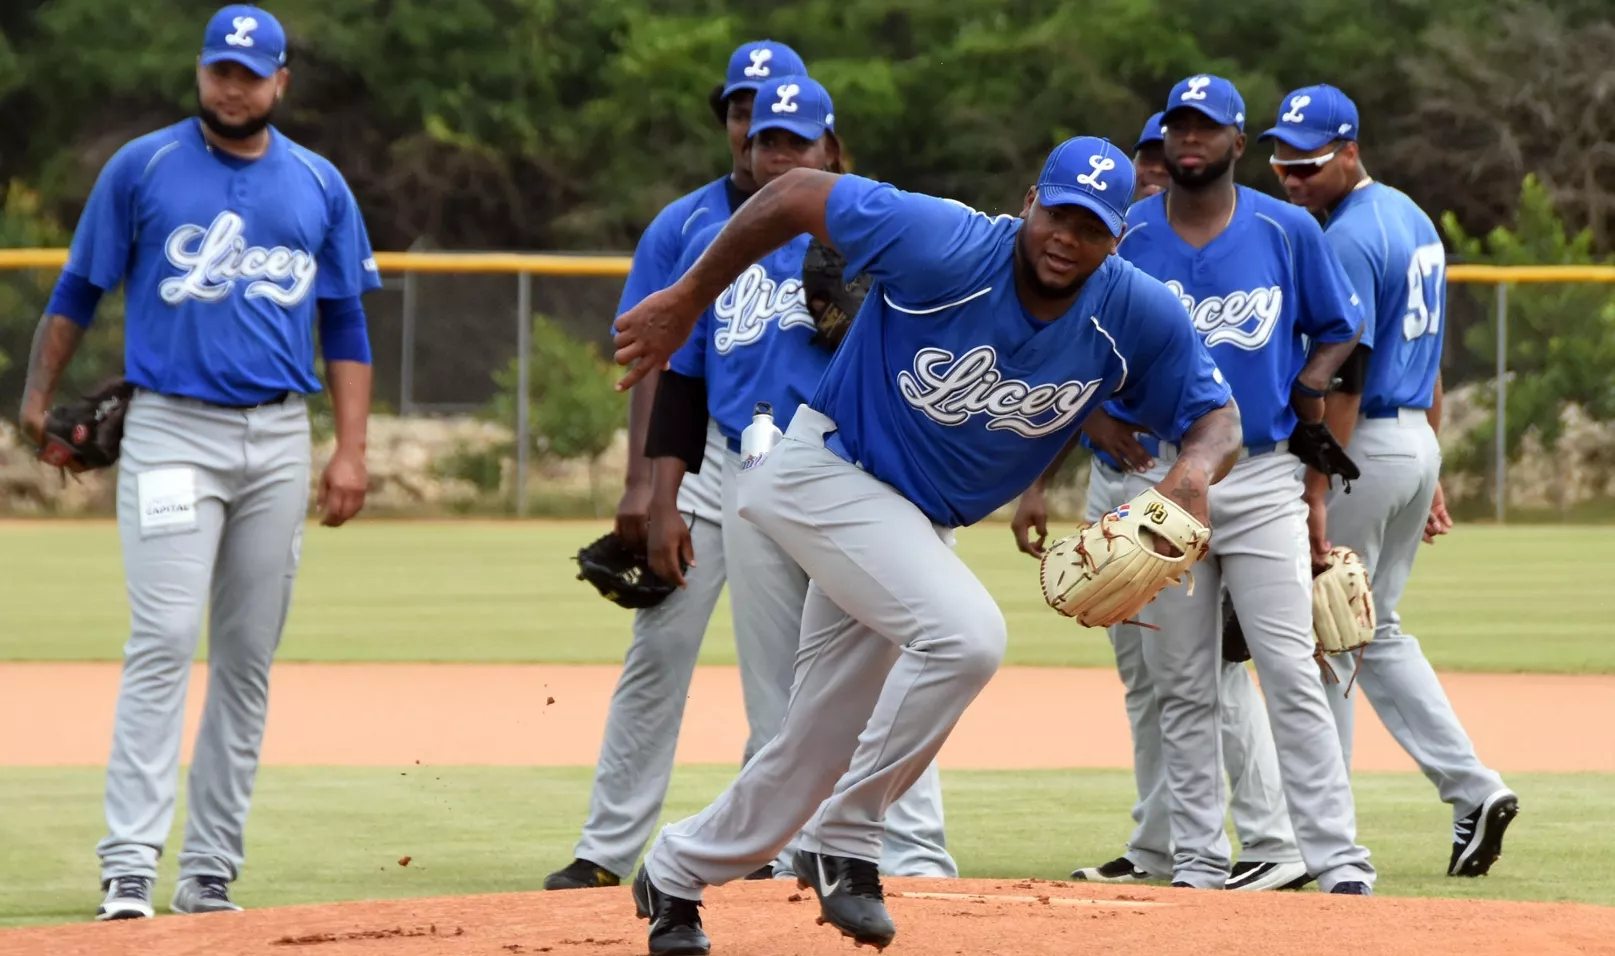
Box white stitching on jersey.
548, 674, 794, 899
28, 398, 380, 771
142, 141, 182, 177
1087, 314, 1128, 392
881, 285, 994, 315
289, 149, 328, 192
681, 207, 712, 236
1255, 213, 1294, 272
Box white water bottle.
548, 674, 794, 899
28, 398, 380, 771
739, 402, 783, 471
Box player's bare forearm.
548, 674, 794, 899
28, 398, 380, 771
650, 455, 687, 507
1296, 331, 1363, 396
19, 314, 85, 432
1159, 399, 1242, 522
675, 168, 838, 309
325, 360, 372, 455
1427, 371, 1444, 434
624, 367, 661, 488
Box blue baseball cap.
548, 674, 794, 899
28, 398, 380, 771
1035, 136, 1135, 237
1164, 74, 1246, 130
721, 40, 808, 99
750, 75, 835, 142
1259, 84, 1360, 151
200, 5, 287, 78
1134, 111, 1165, 151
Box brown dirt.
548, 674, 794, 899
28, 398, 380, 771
1, 663, 1610, 771
4, 880, 1614, 956
4, 663, 1612, 954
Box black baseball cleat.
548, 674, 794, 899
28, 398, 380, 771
793, 849, 896, 951
1329, 881, 1372, 896
543, 857, 620, 890
745, 864, 775, 881
1449, 789, 1520, 877
632, 866, 710, 956
1070, 856, 1154, 883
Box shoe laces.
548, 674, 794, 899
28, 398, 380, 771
664, 895, 703, 927
194, 876, 232, 902
110, 875, 151, 898
841, 857, 884, 901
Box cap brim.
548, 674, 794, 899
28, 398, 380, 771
1036, 185, 1124, 237
749, 116, 828, 142
201, 48, 279, 78
1258, 125, 1341, 151
1133, 134, 1163, 151
721, 79, 765, 99
1164, 102, 1240, 128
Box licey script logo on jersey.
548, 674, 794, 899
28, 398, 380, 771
712, 263, 815, 353
897, 346, 1103, 439
1164, 279, 1284, 352
159, 211, 317, 308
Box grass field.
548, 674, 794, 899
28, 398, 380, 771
2, 521, 1612, 672
2, 766, 1610, 929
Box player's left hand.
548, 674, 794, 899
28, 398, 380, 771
612, 285, 699, 392
319, 446, 368, 527
1423, 482, 1453, 544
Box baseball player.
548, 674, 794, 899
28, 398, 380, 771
1260, 83, 1518, 876
16, 5, 378, 919
645, 73, 956, 883
1114, 73, 1376, 894
543, 39, 811, 892
1013, 111, 1307, 892
613, 136, 1242, 954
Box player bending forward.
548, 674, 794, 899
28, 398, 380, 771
612, 136, 1242, 955
18, 4, 378, 920
1261, 83, 1519, 877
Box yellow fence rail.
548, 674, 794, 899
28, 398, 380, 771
4, 248, 1615, 282
4, 249, 1613, 522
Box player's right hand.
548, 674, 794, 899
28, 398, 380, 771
646, 494, 694, 589
612, 286, 698, 392
615, 480, 653, 553
1080, 408, 1154, 473
1012, 482, 1050, 558
1423, 482, 1453, 544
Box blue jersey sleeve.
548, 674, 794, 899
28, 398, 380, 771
1109, 281, 1233, 442
63, 144, 140, 292
616, 203, 691, 319
1325, 228, 1382, 352
1290, 209, 1364, 345
314, 166, 383, 300
823, 175, 1005, 309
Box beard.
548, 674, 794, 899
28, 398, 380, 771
197, 86, 275, 140
1166, 144, 1236, 190
1013, 228, 1084, 299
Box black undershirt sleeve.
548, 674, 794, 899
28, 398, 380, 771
1333, 343, 1371, 395
645, 369, 709, 473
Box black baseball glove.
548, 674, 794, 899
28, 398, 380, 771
1289, 419, 1360, 493
36, 378, 135, 474
575, 531, 681, 609
801, 237, 871, 352
1221, 591, 1252, 664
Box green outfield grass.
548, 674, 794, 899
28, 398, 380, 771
0, 767, 1608, 929
2, 521, 1612, 672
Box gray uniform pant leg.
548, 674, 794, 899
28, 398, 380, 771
98, 391, 310, 883
1323, 413, 1506, 818
646, 407, 1002, 898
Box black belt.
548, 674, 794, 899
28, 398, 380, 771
216, 391, 290, 410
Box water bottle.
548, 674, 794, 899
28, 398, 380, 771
739, 402, 783, 471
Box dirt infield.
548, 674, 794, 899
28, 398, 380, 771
2, 663, 1612, 770
5, 879, 1614, 956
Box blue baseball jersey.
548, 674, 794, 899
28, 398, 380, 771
63, 119, 380, 406
615, 175, 746, 319
1323, 182, 1446, 415
809, 175, 1232, 529
668, 225, 827, 447
1117, 187, 1363, 447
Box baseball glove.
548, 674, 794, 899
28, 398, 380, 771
1312, 545, 1375, 688
801, 237, 871, 352
1221, 591, 1252, 664
1290, 419, 1360, 493
36, 378, 135, 474
1040, 488, 1212, 629
574, 531, 681, 609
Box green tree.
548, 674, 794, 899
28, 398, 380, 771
1442, 174, 1615, 470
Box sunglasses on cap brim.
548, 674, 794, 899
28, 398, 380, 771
1269, 149, 1340, 179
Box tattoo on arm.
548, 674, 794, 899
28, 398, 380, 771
1177, 399, 1243, 486
21, 314, 86, 417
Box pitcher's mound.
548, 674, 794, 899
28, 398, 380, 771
6, 878, 1614, 956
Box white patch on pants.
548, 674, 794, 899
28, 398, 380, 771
137, 467, 199, 536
